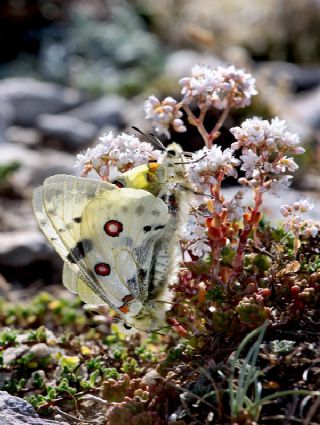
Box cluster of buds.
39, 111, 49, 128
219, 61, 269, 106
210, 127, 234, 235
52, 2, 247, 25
173, 269, 199, 299
144, 96, 186, 138
75, 131, 159, 178
236, 295, 270, 327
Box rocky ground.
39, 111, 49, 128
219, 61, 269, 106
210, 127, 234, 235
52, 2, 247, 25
0, 53, 320, 424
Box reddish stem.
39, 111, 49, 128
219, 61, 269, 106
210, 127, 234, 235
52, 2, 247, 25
208, 176, 225, 282
228, 188, 263, 285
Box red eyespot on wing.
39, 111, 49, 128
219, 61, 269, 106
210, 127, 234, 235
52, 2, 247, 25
94, 263, 111, 276
104, 220, 123, 237
119, 295, 134, 314
119, 305, 129, 313
122, 294, 134, 303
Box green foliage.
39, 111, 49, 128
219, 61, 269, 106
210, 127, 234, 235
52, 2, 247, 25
0, 161, 20, 182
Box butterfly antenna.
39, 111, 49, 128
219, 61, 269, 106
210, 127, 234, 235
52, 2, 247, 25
148, 131, 166, 150
174, 153, 207, 165
131, 126, 166, 151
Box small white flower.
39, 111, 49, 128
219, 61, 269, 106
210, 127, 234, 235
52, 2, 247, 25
213, 65, 257, 109
181, 215, 211, 258
294, 198, 315, 213
189, 240, 211, 257
144, 95, 186, 138
224, 191, 245, 221
179, 64, 223, 107
187, 146, 239, 191
280, 205, 291, 217
240, 149, 259, 178
269, 175, 293, 196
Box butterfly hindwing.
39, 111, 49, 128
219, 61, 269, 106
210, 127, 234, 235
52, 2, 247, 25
80, 188, 170, 311
63, 263, 106, 305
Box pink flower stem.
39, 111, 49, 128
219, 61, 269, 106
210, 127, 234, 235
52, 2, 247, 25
209, 177, 224, 282
183, 101, 231, 149
208, 104, 231, 145
183, 104, 211, 148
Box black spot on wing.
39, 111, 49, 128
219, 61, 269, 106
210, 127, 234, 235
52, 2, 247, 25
136, 205, 145, 215
66, 239, 93, 263
143, 225, 152, 233
73, 217, 82, 223
154, 225, 166, 231
123, 323, 132, 330
120, 236, 133, 247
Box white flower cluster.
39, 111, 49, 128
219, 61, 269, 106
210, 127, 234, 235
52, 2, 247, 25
144, 95, 186, 138
231, 117, 304, 155
187, 146, 240, 192
75, 131, 160, 177
281, 198, 320, 238
230, 117, 305, 195
181, 214, 211, 258
179, 64, 257, 109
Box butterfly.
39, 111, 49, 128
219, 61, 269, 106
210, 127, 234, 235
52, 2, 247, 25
32, 145, 189, 333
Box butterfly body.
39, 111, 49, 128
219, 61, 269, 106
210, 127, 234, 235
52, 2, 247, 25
33, 174, 180, 331
113, 143, 188, 195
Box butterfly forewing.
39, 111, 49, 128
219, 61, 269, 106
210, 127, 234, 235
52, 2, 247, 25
33, 175, 122, 307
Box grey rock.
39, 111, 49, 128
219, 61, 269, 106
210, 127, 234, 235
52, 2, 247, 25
0, 144, 75, 190
164, 50, 223, 79
16, 329, 57, 345
2, 346, 28, 365
6, 126, 42, 148
0, 200, 39, 232
0, 102, 15, 143
142, 369, 161, 386
0, 391, 68, 425
28, 343, 58, 361
67, 95, 128, 128
0, 230, 55, 267
26, 370, 47, 389
0, 275, 10, 296
294, 173, 320, 192
257, 61, 320, 92
36, 114, 98, 152
0, 78, 82, 126
121, 96, 148, 134
289, 86, 320, 131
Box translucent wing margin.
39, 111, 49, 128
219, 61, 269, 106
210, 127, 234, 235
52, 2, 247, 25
33, 174, 121, 308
